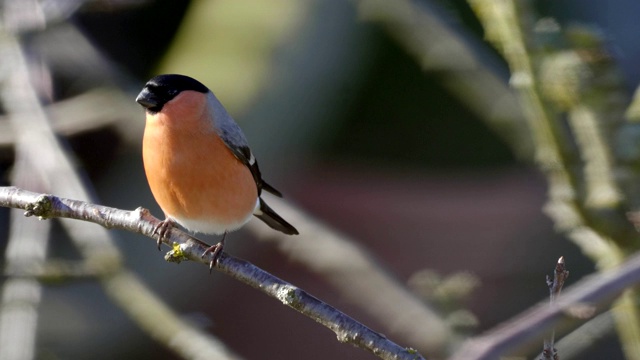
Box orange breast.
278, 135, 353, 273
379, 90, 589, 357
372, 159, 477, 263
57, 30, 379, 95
142, 103, 258, 233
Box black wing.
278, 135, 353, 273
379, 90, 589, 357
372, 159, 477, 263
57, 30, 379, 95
227, 144, 282, 197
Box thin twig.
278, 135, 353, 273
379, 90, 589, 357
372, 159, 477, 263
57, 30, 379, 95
541, 256, 569, 360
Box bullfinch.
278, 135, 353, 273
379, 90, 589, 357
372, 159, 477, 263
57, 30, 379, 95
136, 74, 298, 266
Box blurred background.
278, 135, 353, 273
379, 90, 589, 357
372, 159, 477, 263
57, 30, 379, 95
2, 0, 640, 359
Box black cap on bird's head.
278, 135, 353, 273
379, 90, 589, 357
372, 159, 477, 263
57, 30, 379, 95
136, 74, 209, 113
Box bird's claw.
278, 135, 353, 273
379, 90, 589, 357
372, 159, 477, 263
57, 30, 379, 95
202, 233, 226, 273
202, 242, 224, 272
153, 218, 175, 250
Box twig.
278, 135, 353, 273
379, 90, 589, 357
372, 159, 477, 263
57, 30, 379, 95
0, 186, 426, 360
541, 257, 569, 360
448, 250, 640, 360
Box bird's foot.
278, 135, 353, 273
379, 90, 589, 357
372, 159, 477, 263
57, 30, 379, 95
202, 232, 227, 272
153, 218, 176, 250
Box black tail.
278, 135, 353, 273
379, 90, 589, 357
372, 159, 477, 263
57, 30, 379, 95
261, 180, 283, 197
254, 198, 299, 235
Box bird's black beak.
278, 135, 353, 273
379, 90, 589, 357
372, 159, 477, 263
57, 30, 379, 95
136, 87, 161, 112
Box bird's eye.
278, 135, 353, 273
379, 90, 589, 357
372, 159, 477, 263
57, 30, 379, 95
168, 89, 178, 96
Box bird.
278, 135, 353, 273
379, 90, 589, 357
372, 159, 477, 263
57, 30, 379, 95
135, 74, 298, 267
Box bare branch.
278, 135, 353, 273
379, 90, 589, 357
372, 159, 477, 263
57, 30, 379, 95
541, 257, 569, 360
449, 251, 640, 360
0, 186, 426, 360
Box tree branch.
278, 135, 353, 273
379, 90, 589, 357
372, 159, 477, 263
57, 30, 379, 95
0, 186, 425, 360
